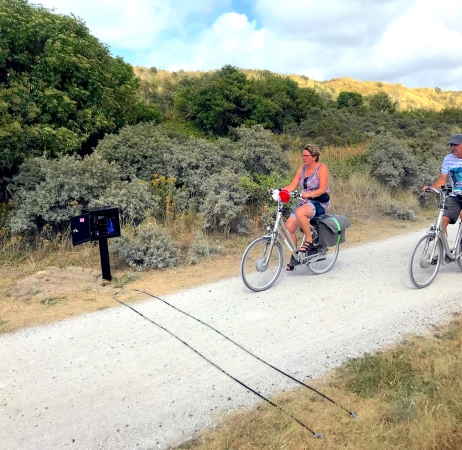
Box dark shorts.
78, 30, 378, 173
445, 196, 462, 224
290, 200, 326, 218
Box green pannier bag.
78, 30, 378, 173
313, 214, 351, 247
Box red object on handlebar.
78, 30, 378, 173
279, 189, 291, 203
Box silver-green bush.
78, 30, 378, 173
230, 125, 290, 176
10, 154, 119, 233
94, 122, 176, 181
88, 179, 160, 224
188, 231, 224, 265
366, 132, 418, 190
110, 222, 178, 270
201, 168, 251, 235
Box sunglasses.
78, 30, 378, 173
450, 143, 460, 147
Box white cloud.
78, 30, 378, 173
147, 13, 268, 71
35, 0, 462, 89
37, 0, 226, 49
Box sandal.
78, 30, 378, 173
298, 242, 315, 253
298, 242, 319, 256
286, 264, 295, 271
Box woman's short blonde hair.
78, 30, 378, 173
304, 144, 320, 162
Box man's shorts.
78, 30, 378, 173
444, 195, 462, 224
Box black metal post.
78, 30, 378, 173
99, 238, 112, 281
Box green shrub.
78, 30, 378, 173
241, 172, 290, 206
95, 122, 287, 213
150, 175, 190, 221
109, 222, 178, 270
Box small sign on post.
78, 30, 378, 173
70, 206, 121, 281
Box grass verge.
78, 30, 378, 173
173, 315, 462, 450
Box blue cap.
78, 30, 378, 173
449, 134, 462, 145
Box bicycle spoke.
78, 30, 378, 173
409, 235, 442, 288
241, 237, 284, 291
307, 243, 339, 274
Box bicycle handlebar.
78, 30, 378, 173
269, 189, 300, 203
424, 185, 452, 195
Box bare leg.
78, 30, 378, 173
285, 216, 299, 248
295, 204, 315, 245
442, 216, 451, 235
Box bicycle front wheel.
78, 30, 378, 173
241, 237, 284, 292
307, 243, 339, 274
408, 234, 443, 288
456, 232, 462, 272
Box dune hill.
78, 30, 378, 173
133, 66, 462, 111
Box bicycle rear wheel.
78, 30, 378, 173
408, 234, 443, 288
241, 237, 284, 292
307, 243, 339, 274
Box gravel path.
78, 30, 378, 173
1, 228, 462, 450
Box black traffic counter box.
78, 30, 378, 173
70, 206, 121, 280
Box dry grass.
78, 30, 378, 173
174, 317, 462, 450
320, 142, 370, 162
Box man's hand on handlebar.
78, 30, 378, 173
422, 185, 452, 194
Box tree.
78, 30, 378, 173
368, 92, 397, 114
174, 65, 251, 135
173, 66, 323, 135
0, 0, 160, 181
337, 91, 363, 109
247, 71, 322, 131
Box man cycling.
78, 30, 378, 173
423, 134, 462, 234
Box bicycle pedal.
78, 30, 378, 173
289, 255, 301, 266
305, 247, 319, 256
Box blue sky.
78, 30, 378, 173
38, 0, 462, 90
